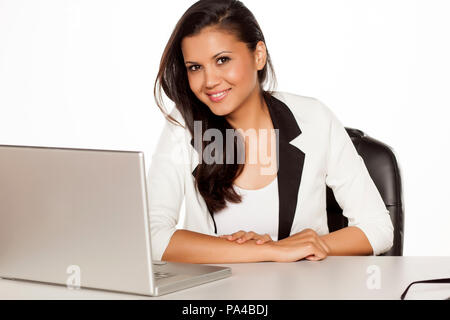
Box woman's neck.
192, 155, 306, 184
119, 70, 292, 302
225, 88, 273, 132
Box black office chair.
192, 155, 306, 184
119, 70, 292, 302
326, 128, 404, 256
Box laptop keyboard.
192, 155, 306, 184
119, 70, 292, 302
154, 271, 176, 280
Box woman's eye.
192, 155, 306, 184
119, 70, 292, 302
217, 56, 230, 64
187, 57, 230, 72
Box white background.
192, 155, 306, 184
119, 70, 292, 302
0, 0, 449, 256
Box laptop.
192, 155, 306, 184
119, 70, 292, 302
0, 144, 231, 297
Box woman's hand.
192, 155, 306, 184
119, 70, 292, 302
267, 228, 331, 262
219, 230, 274, 245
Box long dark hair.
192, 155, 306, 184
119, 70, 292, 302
154, 0, 277, 214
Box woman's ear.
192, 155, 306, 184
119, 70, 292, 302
254, 41, 268, 71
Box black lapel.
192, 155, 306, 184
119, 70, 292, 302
189, 94, 305, 239
264, 94, 305, 240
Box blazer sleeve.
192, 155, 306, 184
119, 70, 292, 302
320, 100, 394, 256
147, 115, 187, 261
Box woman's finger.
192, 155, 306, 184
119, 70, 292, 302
256, 234, 273, 244
236, 231, 256, 243
224, 231, 273, 245
229, 230, 246, 240
293, 229, 330, 255
303, 241, 327, 261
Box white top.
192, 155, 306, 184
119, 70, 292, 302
146, 91, 394, 261
214, 177, 279, 241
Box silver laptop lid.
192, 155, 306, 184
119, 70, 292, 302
0, 145, 157, 296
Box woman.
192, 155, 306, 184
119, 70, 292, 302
149, 0, 394, 263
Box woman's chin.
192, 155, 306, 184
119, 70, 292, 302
209, 106, 234, 117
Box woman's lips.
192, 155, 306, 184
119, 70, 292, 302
208, 89, 231, 103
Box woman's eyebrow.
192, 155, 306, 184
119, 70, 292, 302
185, 51, 232, 65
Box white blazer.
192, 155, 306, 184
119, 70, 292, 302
146, 91, 394, 261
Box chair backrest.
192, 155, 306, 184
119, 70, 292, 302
326, 128, 404, 256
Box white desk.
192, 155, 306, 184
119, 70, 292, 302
1, 256, 449, 300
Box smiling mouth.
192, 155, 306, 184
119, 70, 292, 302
207, 89, 231, 102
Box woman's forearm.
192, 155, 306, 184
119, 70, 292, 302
161, 229, 274, 264
320, 226, 373, 256
162, 226, 374, 263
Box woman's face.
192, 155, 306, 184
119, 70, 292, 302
181, 26, 267, 117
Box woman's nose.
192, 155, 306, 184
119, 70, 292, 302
204, 67, 221, 88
